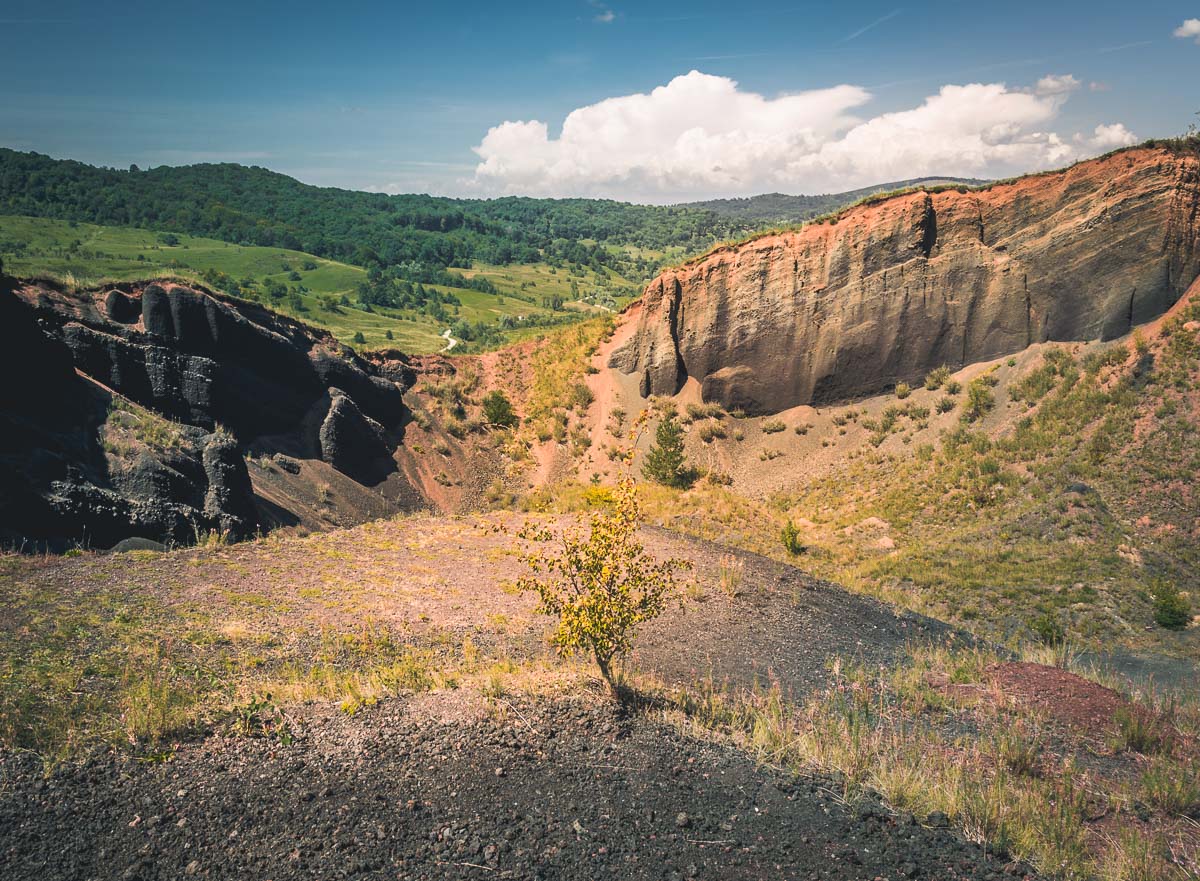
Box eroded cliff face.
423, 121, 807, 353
611, 147, 1200, 413
1, 279, 419, 549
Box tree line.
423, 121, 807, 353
0, 148, 749, 277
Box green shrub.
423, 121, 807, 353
945, 379, 962, 395
568, 382, 594, 411
962, 379, 995, 422
1012, 364, 1058, 404
697, 421, 727, 442
895, 382, 912, 400
1030, 611, 1065, 646
935, 396, 957, 414
781, 520, 805, 555
1150, 580, 1192, 630
761, 419, 786, 434
352, 331, 366, 345
516, 478, 689, 698
482, 390, 519, 428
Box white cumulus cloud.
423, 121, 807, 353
468, 70, 1136, 201
1078, 123, 1138, 151
1174, 18, 1200, 43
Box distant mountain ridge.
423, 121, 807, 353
681, 177, 989, 225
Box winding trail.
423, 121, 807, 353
440, 326, 457, 352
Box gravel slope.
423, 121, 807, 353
0, 692, 1030, 881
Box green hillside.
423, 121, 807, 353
0, 215, 632, 353
0, 148, 734, 281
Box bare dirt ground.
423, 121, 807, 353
0, 688, 1027, 881
0, 514, 1008, 880
0, 512, 955, 702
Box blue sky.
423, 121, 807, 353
1, 1, 1197, 201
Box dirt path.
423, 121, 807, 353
441, 327, 458, 352
0, 690, 1027, 881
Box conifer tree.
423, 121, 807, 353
642, 411, 691, 488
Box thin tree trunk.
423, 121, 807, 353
594, 651, 619, 700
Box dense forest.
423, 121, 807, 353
0, 149, 983, 279
0, 149, 744, 276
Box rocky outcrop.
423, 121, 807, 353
612, 146, 1200, 413
1, 279, 418, 549
318, 388, 395, 485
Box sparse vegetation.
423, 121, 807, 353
761, 419, 787, 433
962, 377, 995, 422
516, 478, 689, 697
924, 365, 952, 390
481, 389, 519, 428
716, 554, 744, 605
685, 401, 724, 420
780, 520, 805, 556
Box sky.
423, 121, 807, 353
1, 1, 1198, 203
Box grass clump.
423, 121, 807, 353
1112, 706, 1170, 755
1139, 756, 1200, 816
685, 401, 724, 420
761, 418, 787, 434
924, 365, 952, 390
962, 377, 996, 422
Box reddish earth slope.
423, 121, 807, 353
612, 146, 1200, 413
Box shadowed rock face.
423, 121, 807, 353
612, 147, 1200, 413
1, 280, 417, 549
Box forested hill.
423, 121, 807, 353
0, 147, 982, 276
684, 176, 988, 225
0, 148, 741, 276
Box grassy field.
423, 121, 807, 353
0, 215, 647, 353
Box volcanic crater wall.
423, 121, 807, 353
1, 280, 417, 549
611, 147, 1200, 414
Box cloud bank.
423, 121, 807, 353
1175, 18, 1200, 43
469, 71, 1136, 201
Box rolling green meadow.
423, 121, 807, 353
0, 215, 642, 353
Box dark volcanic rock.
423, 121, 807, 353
612, 146, 1200, 413
200, 432, 257, 535
0, 695, 1034, 881
318, 388, 396, 484
2, 278, 417, 549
